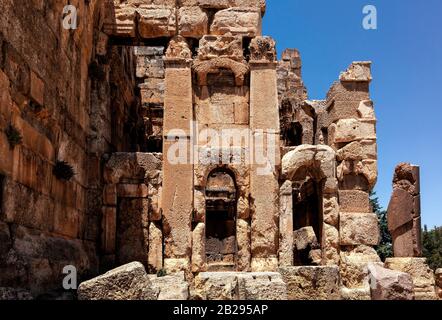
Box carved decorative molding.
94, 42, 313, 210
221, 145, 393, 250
193, 58, 249, 86
165, 36, 192, 61
249, 36, 276, 63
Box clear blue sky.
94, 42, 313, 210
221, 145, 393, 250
263, 0, 442, 228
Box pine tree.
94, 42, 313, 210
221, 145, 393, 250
370, 191, 393, 261
422, 226, 442, 271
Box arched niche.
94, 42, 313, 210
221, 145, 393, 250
280, 145, 340, 266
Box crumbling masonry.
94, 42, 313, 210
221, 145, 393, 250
0, 0, 439, 300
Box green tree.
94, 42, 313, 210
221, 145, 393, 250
422, 225, 442, 271
370, 191, 393, 261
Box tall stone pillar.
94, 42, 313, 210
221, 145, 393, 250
249, 37, 280, 271
387, 163, 422, 257
162, 37, 194, 272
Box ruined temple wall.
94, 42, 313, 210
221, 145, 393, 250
105, 0, 265, 39
0, 0, 139, 296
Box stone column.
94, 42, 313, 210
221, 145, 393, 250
249, 37, 280, 271
162, 37, 194, 272
387, 163, 422, 257
279, 180, 293, 266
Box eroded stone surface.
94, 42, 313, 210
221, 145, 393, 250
278, 266, 341, 300
368, 263, 414, 300
77, 262, 157, 300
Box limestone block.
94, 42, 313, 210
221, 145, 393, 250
340, 245, 381, 289
249, 36, 276, 63
0, 288, 33, 300
1, 178, 55, 232
198, 35, 243, 61
103, 184, 117, 206
78, 262, 157, 300
117, 199, 149, 265
30, 71, 44, 106
148, 222, 163, 273
237, 196, 250, 220
279, 180, 293, 266
282, 145, 336, 182
104, 4, 136, 37
339, 62, 372, 82
163, 66, 192, 135
337, 159, 378, 191
323, 223, 340, 265
293, 227, 318, 251
148, 272, 189, 300
338, 190, 370, 213
340, 212, 380, 246
162, 141, 193, 260
104, 153, 162, 184
337, 140, 377, 161
251, 257, 278, 272
12, 115, 55, 162
191, 223, 206, 273
334, 119, 376, 143
368, 263, 414, 300
237, 273, 288, 300
137, 6, 176, 39
250, 64, 279, 131
237, 219, 251, 272
388, 163, 422, 257
197, 0, 266, 13
323, 195, 339, 226
385, 258, 437, 300
340, 286, 371, 300
211, 8, 262, 37
0, 131, 13, 176
388, 188, 414, 231
149, 192, 162, 221
278, 266, 341, 300
164, 258, 190, 274
117, 184, 149, 198
178, 7, 208, 38
358, 100, 375, 119
194, 272, 239, 300
193, 189, 205, 223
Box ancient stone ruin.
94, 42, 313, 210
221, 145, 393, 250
0, 0, 439, 300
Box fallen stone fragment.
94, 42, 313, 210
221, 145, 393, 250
367, 263, 414, 300
77, 262, 158, 300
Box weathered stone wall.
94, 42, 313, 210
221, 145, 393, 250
103, 0, 265, 40
277, 49, 308, 146
0, 0, 140, 297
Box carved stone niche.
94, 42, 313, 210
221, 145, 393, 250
198, 35, 244, 62
165, 36, 192, 61
249, 36, 276, 63
193, 58, 250, 86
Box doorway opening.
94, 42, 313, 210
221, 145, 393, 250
205, 169, 237, 271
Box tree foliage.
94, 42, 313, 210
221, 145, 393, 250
422, 225, 442, 271
370, 192, 393, 261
